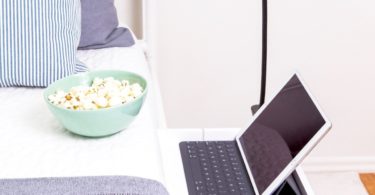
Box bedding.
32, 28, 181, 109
0, 176, 168, 194
0, 0, 165, 186
0, 0, 86, 87
0, 43, 162, 180
79, 0, 135, 50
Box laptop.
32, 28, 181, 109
179, 73, 332, 195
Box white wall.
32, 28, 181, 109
156, 0, 262, 128
154, 0, 375, 168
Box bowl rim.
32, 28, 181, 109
43, 70, 148, 113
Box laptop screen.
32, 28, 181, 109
239, 74, 326, 194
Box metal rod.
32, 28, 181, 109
259, 0, 268, 106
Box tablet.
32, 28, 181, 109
236, 73, 331, 195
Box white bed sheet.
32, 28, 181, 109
0, 44, 164, 181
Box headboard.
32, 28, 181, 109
114, 0, 142, 38
114, 0, 156, 55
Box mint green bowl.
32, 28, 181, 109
44, 70, 147, 137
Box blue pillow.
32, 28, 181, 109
0, 0, 87, 87
78, 0, 135, 50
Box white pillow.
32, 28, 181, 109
0, 0, 87, 87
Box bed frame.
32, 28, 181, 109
115, 0, 166, 128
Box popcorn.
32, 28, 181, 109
48, 77, 144, 110
94, 96, 108, 108
108, 96, 122, 107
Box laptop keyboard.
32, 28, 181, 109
180, 141, 254, 195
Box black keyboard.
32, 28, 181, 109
180, 141, 254, 195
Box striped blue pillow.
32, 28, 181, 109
0, 0, 87, 87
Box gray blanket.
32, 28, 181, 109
0, 176, 169, 195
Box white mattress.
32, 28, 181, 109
0, 44, 164, 181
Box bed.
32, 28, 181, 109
0, 0, 166, 183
